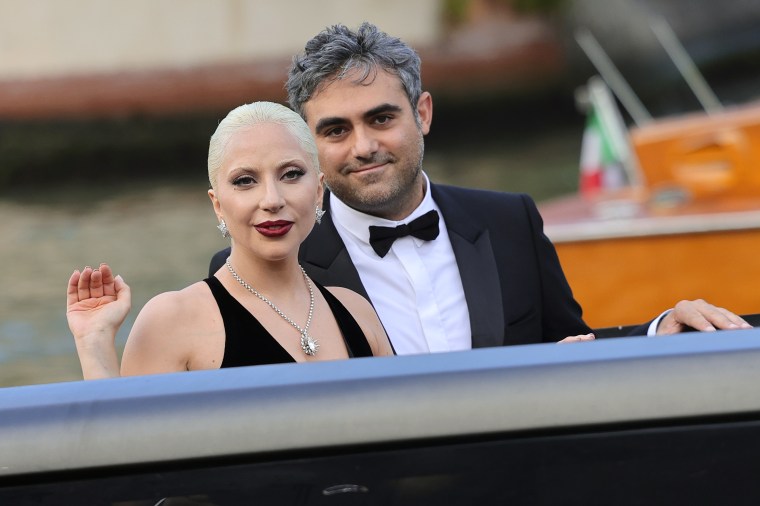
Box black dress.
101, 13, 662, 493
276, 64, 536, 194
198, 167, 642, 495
203, 277, 374, 367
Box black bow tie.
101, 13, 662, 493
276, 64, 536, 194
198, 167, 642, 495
368, 210, 440, 258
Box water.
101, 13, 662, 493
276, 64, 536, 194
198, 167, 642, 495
0, 183, 224, 386
0, 127, 583, 387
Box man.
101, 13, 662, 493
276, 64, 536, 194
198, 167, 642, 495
210, 22, 750, 352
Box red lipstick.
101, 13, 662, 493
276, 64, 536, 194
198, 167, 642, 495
254, 220, 293, 237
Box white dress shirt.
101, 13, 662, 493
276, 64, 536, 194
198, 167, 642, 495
330, 173, 664, 349
329, 173, 471, 355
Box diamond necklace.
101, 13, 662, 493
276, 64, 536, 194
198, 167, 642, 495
225, 258, 319, 356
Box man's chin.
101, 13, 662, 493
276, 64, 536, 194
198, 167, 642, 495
347, 191, 404, 216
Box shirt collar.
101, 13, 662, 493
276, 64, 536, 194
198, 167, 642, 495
329, 172, 437, 245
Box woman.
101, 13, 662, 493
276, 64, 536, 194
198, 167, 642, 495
66, 102, 394, 379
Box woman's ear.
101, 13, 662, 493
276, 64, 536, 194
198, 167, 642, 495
208, 189, 223, 222
316, 172, 325, 208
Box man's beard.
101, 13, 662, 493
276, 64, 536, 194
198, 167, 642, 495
326, 137, 425, 218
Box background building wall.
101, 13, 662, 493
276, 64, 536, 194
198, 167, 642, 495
0, 0, 441, 80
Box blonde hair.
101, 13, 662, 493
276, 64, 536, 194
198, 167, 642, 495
207, 101, 319, 190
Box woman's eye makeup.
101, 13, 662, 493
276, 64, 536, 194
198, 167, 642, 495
282, 168, 306, 180
232, 174, 256, 186
229, 165, 305, 186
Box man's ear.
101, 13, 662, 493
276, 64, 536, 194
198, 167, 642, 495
416, 91, 433, 135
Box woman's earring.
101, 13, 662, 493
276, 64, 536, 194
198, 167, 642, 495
217, 219, 230, 238
315, 207, 326, 225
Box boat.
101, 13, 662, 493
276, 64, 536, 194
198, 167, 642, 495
3, 329, 760, 504
539, 21, 760, 329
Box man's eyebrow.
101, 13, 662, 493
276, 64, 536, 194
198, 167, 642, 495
314, 116, 345, 135
364, 103, 403, 118
313, 103, 404, 135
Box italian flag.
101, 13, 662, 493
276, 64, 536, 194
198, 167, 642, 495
579, 105, 626, 196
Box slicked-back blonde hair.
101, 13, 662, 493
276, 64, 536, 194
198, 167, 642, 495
207, 101, 319, 190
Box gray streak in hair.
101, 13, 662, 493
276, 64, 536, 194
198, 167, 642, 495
286, 22, 423, 120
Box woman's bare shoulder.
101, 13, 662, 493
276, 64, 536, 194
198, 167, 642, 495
140, 281, 214, 319
121, 281, 221, 375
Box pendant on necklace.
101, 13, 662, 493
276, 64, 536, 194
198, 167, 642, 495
301, 332, 319, 356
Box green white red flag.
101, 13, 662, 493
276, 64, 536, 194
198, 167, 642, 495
579, 105, 627, 196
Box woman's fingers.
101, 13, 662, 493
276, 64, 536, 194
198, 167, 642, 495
70, 264, 117, 302
77, 266, 93, 301
114, 275, 131, 308
67, 270, 82, 307
89, 268, 104, 298
100, 263, 116, 297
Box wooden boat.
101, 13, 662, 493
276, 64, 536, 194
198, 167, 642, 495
539, 25, 760, 329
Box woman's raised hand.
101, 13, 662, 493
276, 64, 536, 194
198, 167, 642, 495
66, 263, 131, 378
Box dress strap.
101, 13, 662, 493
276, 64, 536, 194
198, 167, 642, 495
203, 277, 295, 367
313, 282, 374, 358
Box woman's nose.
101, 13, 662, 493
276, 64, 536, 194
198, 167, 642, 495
260, 180, 285, 211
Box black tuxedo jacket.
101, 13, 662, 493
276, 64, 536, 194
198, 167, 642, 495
208, 184, 637, 348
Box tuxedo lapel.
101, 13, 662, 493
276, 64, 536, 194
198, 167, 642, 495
302, 186, 505, 349
298, 193, 369, 299
432, 185, 504, 349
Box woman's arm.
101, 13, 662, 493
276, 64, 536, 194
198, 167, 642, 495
118, 290, 198, 376
66, 264, 131, 379
66, 263, 199, 378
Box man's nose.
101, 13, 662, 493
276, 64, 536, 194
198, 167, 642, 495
351, 126, 379, 160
